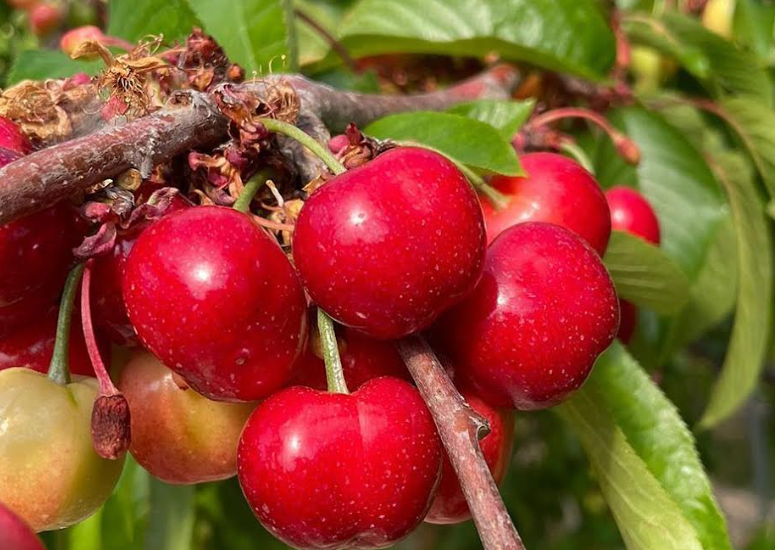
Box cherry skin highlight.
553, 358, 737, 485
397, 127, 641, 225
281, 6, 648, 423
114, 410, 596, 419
0, 308, 104, 376
606, 186, 661, 245
237, 377, 443, 549
483, 152, 611, 255
0, 501, 45, 550
118, 351, 255, 484
292, 324, 410, 390
123, 206, 307, 402
293, 147, 486, 340
425, 390, 514, 524
433, 222, 619, 410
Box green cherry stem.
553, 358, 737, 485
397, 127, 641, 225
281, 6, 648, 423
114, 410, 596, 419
559, 140, 595, 174
258, 118, 346, 175
317, 308, 349, 394
48, 262, 85, 385
233, 169, 272, 213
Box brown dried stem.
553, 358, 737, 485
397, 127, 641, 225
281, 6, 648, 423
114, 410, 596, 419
0, 65, 519, 224
397, 335, 526, 550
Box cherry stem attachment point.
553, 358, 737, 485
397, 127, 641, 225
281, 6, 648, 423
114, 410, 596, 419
233, 169, 271, 213
48, 263, 85, 385
317, 308, 349, 394
258, 118, 346, 176
81, 260, 119, 398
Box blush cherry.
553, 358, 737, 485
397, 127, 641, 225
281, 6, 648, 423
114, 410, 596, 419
123, 206, 307, 402
433, 222, 619, 410
483, 152, 611, 255
237, 377, 442, 549
293, 147, 486, 340
0, 501, 45, 550
425, 390, 514, 524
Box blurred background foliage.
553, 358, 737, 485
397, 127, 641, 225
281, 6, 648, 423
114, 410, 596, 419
1, 0, 774, 549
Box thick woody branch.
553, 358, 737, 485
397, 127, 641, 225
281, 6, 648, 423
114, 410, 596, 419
0, 65, 519, 225
397, 335, 526, 550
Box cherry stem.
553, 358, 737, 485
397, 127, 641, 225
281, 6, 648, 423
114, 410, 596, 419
317, 308, 349, 394
233, 169, 271, 213
258, 118, 346, 176
48, 263, 85, 385
558, 139, 595, 173
397, 335, 526, 550
81, 260, 119, 397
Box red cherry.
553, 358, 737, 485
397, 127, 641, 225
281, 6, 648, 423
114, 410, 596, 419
29, 3, 61, 36
618, 299, 637, 344
237, 377, 442, 549
0, 203, 82, 309
483, 152, 611, 255
293, 147, 486, 339
293, 324, 410, 390
0, 308, 104, 377
425, 390, 514, 524
0, 501, 45, 550
91, 186, 191, 345
123, 206, 307, 402
605, 186, 661, 245
0, 117, 32, 155
433, 222, 619, 410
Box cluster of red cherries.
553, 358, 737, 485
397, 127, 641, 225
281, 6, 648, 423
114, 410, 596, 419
0, 114, 661, 550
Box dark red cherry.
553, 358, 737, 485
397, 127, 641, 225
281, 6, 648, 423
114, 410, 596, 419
123, 206, 307, 402
293, 323, 410, 390
0, 116, 32, 155
0, 294, 57, 339
91, 186, 191, 345
606, 186, 661, 245
617, 299, 637, 344
237, 377, 442, 549
483, 152, 611, 255
433, 222, 619, 410
425, 390, 514, 524
0, 501, 45, 550
0, 203, 82, 309
0, 307, 104, 377
293, 147, 486, 340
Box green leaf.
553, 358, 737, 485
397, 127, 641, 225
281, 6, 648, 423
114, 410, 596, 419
337, 0, 616, 80
733, 0, 775, 59
365, 112, 522, 176
594, 108, 727, 281
108, 0, 200, 44
582, 342, 732, 550
67, 509, 104, 550
716, 98, 775, 199
447, 99, 535, 140
699, 158, 773, 429
7, 50, 102, 85
144, 479, 194, 550
603, 231, 690, 315
294, 0, 358, 67
627, 13, 772, 105
556, 392, 704, 550
186, 0, 297, 74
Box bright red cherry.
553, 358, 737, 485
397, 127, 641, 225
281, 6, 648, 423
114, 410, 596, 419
606, 186, 661, 245
483, 152, 611, 255
433, 222, 619, 410
0, 308, 103, 376
0, 116, 32, 155
293, 323, 410, 390
237, 377, 442, 549
119, 351, 255, 484
0, 501, 45, 550
91, 186, 190, 345
293, 147, 486, 340
425, 390, 514, 524
123, 206, 307, 402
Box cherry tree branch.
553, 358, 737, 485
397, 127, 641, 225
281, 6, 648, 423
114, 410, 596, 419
0, 65, 520, 225
397, 335, 526, 550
